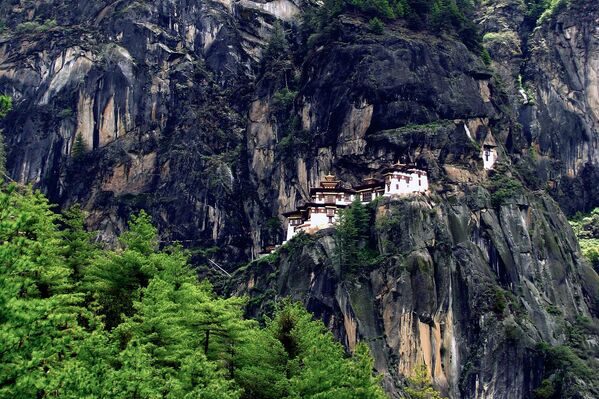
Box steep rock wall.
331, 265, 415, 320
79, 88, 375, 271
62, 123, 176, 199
233, 188, 598, 398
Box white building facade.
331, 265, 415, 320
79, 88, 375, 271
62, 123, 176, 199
281, 165, 429, 244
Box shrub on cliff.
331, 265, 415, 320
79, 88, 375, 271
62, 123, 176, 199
335, 198, 381, 274
303, 0, 482, 51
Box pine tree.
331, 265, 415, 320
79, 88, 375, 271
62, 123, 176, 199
0, 184, 93, 398
0, 188, 389, 398
405, 364, 444, 399
0, 95, 12, 178
0, 95, 12, 119
0, 130, 6, 178
335, 198, 375, 273
71, 132, 86, 159
61, 205, 98, 282
266, 301, 387, 399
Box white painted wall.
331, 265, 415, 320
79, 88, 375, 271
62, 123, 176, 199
310, 212, 333, 228
384, 171, 429, 196
286, 224, 297, 242
483, 147, 497, 170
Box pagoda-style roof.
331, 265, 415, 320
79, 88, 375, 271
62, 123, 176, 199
320, 173, 341, 189
381, 162, 410, 174
309, 186, 356, 195
282, 209, 304, 218
353, 177, 384, 191
302, 202, 350, 209
482, 133, 498, 147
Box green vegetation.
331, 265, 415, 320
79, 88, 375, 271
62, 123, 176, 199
15, 19, 58, 34
404, 364, 444, 399
0, 95, 12, 119
71, 133, 86, 159
525, 0, 570, 26
534, 342, 593, 399
569, 208, 599, 273
369, 17, 386, 34
486, 164, 525, 207
304, 0, 483, 51
0, 183, 387, 398
335, 198, 381, 275
0, 95, 13, 177
480, 47, 492, 65
272, 88, 298, 111
58, 107, 74, 119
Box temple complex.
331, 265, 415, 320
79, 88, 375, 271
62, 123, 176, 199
281, 163, 429, 243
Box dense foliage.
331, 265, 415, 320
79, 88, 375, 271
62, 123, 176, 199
0, 94, 13, 176
335, 198, 382, 275
303, 0, 482, 50
569, 208, 599, 273
0, 183, 387, 398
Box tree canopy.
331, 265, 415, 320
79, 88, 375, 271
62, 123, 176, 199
0, 183, 388, 398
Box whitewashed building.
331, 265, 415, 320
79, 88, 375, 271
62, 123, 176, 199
281, 165, 429, 244
382, 163, 429, 196
482, 133, 498, 170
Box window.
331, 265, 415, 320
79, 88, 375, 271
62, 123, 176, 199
362, 192, 372, 202
326, 208, 335, 216
396, 184, 399, 190
326, 194, 335, 203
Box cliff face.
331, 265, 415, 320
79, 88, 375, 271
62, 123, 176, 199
478, 0, 599, 214
0, 0, 306, 257
1, 1, 599, 398
233, 189, 598, 398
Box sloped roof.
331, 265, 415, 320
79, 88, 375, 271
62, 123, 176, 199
483, 132, 498, 147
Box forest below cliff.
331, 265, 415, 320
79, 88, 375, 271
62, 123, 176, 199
0, 182, 392, 398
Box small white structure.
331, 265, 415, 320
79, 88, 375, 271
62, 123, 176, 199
482, 133, 498, 170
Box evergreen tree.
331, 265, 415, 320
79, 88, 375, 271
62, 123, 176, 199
267, 302, 387, 399
405, 364, 444, 399
335, 198, 376, 274
0, 184, 93, 398
71, 133, 86, 159
0, 95, 12, 119
61, 205, 98, 282
0, 186, 389, 398
107, 247, 244, 399
83, 210, 159, 329
0, 94, 12, 178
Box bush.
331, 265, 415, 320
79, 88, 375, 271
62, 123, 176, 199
487, 166, 525, 207
0, 95, 12, 118
303, 0, 482, 51
272, 88, 297, 111
569, 208, 599, 273
481, 47, 492, 65
535, 342, 594, 398
369, 17, 385, 34
58, 107, 74, 119
16, 19, 57, 34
